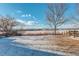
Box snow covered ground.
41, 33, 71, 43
0, 36, 60, 56
7, 35, 74, 56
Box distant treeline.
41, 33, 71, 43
8, 28, 79, 31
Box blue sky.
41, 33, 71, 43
0, 3, 78, 29
0, 3, 48, 29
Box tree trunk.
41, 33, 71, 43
54, 25, 56, 35
74, 29, 75, 38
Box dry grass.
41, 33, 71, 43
48, 35, 79, 55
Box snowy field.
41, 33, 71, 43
0, 36, 61, 56
7, 35, 79, 56
0, 35, 78, 56
7, 35, 75, 56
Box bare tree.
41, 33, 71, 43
0, 15, 17, 36
46, 3, 68, 35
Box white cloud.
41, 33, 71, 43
26, 21, 38, 25
59, 24, 79, 28
28, 14, 31, 17
13, 19, 46, 29
15, 19, 39, 26
17, 10, 22, 13
26, 21, 33, 25
26, 14, 28, 17
21, 14, 38, 20
15, 19, 27, 25
21, 14, 32, 17
21, 14, 26, 17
